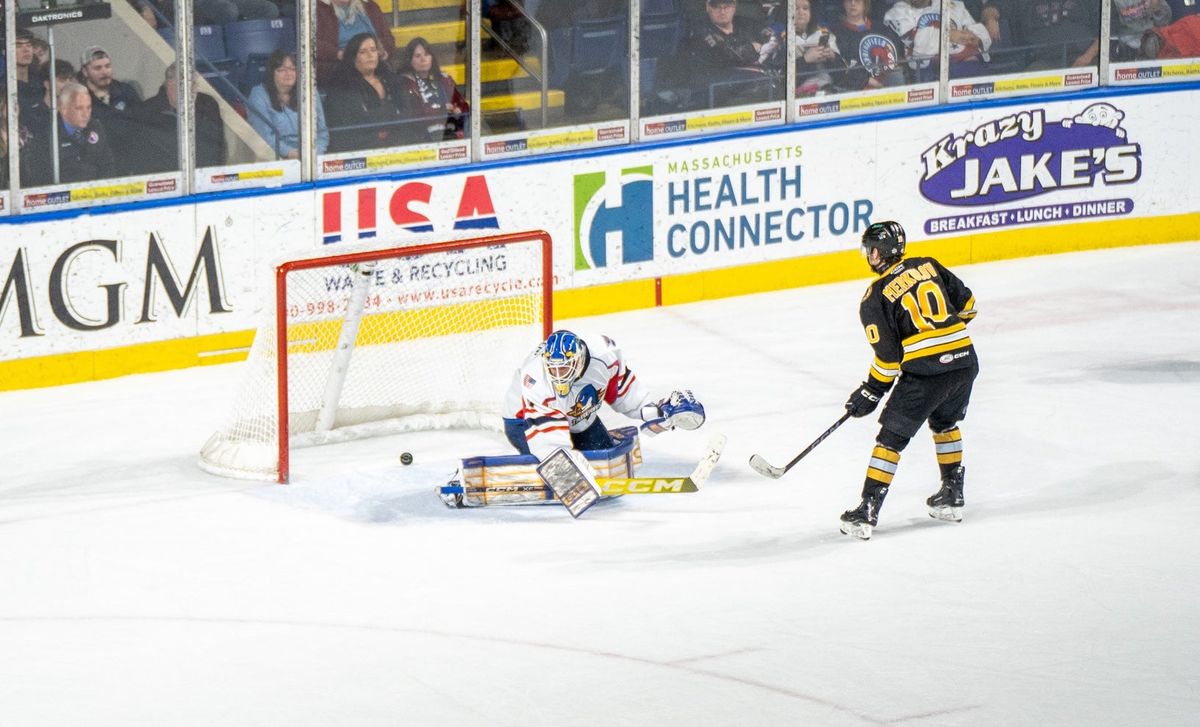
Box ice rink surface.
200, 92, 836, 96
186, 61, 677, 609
2, 242, 1198, 726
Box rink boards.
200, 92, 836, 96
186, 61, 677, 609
1, 85, 1198, 390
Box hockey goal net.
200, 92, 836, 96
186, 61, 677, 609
200, 231, 553, 483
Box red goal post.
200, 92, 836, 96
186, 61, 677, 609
200, 230, 554, 484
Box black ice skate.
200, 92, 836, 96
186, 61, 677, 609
839, 486, 888, 540
927, 466, 965, 522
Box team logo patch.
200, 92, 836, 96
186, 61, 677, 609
859, 34, 899, 76
87, 131, 100, 144
915, 12, 941, 30
566, 385, 601, 419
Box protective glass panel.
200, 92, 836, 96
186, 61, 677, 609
943, 0, 1101, 99
1108, 0, 1200, 85
11, 0, 184, 211
189, 10, 300, 193
657, 0, 787, 112
479, 0, 630, 161
318, 0, 471, 177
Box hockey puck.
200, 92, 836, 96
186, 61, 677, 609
400, 452, 413, 466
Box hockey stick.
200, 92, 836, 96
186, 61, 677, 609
595, 432, 728, 494
441, 478, 700, 498
748, 412, 852, 479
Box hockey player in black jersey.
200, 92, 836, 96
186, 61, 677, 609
839, 221, 979, 540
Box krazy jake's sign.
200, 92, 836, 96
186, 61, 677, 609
919, 103, 1142, 206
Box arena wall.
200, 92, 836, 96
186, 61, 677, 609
2, 84, 1197, 391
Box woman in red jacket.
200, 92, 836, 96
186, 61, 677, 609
397, 37, 470, 141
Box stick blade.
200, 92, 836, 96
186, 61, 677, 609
748, 454, 786, 479
688, 433, 727, 489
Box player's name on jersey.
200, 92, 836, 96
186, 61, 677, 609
881, 262, 939, 302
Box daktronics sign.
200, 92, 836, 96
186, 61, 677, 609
320, 174, 500, 244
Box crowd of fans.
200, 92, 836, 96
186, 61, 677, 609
647, 0, 1200, 103
3, 0, 1198, 189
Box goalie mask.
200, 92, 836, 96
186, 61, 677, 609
861, 221, 906, 273
542, 330, 587, 396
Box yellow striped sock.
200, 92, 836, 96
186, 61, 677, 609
865, 444, 901, 487
933, 427, 963, 477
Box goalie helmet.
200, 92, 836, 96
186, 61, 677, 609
542, 330, 587, 396
861, 221, 906, 273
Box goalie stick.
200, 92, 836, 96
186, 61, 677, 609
748, 412, 851, 479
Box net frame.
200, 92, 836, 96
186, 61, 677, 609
210, 230, 553, 484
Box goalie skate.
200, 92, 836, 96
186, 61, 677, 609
439, 469, 466, 509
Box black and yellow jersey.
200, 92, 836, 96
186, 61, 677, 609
859, 256, 977, 390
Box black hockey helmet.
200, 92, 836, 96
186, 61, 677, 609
861, 221, 906, 272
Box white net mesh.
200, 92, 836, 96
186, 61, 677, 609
200, 235, 549, 481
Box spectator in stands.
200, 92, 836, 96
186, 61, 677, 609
31, 36, 50, 68
397, 37, 469, 141
687, 0, 781, 69
25, 60, 76, 119
8, 61, 71, 188
1013, 0, 1099, 68
78, 46, 141, 120
15, 30, 42, 110
130, 0, 175, 29
787, 0, 847, 95
247, 50, 331, 158
78, 47, 143, 173
979, 0, 1011, 46
53, 82, 116, 184
1109, 0, 1173, 60
316, 0, 397, 84
833, 0, 908, 88
194, 0, 280, 26
1142, 12, 1200, 57
885, 0, 991, 80
682, 0, 782, 107
129, 63, 227, 174
324, 32, 415, 152
485, 0, 532, 55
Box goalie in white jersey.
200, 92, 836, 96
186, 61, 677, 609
503, 330, 706, 461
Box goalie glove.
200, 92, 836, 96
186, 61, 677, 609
641, 390, 706, 434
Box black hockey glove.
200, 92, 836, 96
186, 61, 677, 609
845, 383, 883, 418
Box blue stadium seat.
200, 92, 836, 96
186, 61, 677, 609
640, 56, 657, 95
224, 17, 296, 68
194, 25, 230, 65
640, 13, 682, 60
641, 0, 677, 15
224, 17, 296, 94
570, 16, 626, 80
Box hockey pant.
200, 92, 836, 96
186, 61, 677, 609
504, 417, 615, 456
